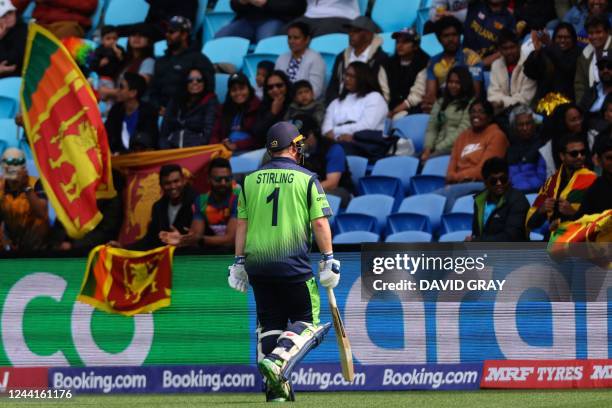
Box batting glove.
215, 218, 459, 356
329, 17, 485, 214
318, 252, 340, 288
228, 256, 248, 293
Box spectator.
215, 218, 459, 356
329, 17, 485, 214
160, 66, 219, 149
275, 22, 325, 99
422, 65, 475, 162
211, 72, 262, 153
105, 73, 159, 154
119, 23, 156, 83
541, 103, 586, 175
576, 133, 612, 215
574, 14, 612, 103
587, 93, 612, 153
422, 16, 483, 113
487, 29, 537, 114
523, 22, 580, 101
563, 0, 612, 46
463, 0, 516, 68
433, 99, 510, 212
385, 27, 430, 119
215, 0, 306, 43
579, 50, 612, 114
0, 148, 49, 252
322, 61, 388, 157
13, 0, 97, 38
514, 0, 557, 32
252, 70, 293, 146
325, 16, 390, 104
93, 25, 125, 104
291, 0, 360, 37
149, 16, 215, 111
144, 0, 198, 42
51, 171, 124, 253
506, 104, 547, 192
284, 80, 325, 124
556, 0, 582, 21
111, 164, 203, 250
526, 134, 597, 236
0, 0, 26, 78
255, 60, 274, 99
468, 157, 530, 242
298, 114, 354, 206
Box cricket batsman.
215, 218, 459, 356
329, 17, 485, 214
228, 121, 340, 402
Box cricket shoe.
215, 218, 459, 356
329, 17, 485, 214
259, 358, 292, 401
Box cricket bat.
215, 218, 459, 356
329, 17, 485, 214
327, 287, 354, 382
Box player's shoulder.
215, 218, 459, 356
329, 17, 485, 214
256, 157, 317, 178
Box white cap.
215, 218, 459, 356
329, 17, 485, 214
0, 0, 16, 18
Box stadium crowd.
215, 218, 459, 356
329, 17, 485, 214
0, 0, 611, 254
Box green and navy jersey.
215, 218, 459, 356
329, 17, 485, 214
237, 157, 332, 281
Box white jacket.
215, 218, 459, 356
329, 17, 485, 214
305, 0, 360, 19
322, 92, 388, 137
275, 49, 326, 99
487, 52, 537, 109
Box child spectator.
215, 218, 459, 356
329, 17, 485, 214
92, 26, 125, 97
284, 80, 325, 124
255, 60, 275, 100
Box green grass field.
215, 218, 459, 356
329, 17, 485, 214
2, 390, 611, 408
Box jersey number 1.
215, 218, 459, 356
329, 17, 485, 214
266, 187, 280, 226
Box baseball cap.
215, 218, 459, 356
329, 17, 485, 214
343, 16, 381, 33
392, 27, 420, 43
228, 72, 250, 88
168, 16, 192, 33
0, 0, 16, 17
266, 122, 304, 152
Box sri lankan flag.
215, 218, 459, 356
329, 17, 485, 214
526, 166, 596, 230
79, 245, 175, 315
20, 24, 115, 239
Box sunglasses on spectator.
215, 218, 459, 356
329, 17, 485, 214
211, 176, 232, 183
187, 76, 204, 83
565, 149, 587, 158
2, 157, 26, 166
487, 175, 508, 185
267, 82, 285, 90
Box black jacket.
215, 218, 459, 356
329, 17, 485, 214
149, 46, 215, 109
230, 0, 306, 21
130, 186, 199, 250
160, 92, 218, 148
523, 45, 580, 101
0, 21, 27, 78
384, 49, 429, 110
472, 187, 530, 242
105, 101, 160, 154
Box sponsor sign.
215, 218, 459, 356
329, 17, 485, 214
481, 359, 612, 388
0, 367, 48, 391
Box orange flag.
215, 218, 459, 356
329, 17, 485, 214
20, 24, 115, 238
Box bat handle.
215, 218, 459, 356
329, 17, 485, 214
327, 287, 337, 308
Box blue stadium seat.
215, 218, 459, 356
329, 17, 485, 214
117, 37, 128, 49
440, 213, 473, 234
26, 159, 38, 178
422, 155, 450, 176
203, 12, 235, 42
344, 194, 395, 232
526, 193, 538, 206
391, 114, 430, 154
385, 231, 432, 243
105, 0, 149, 26
358, 175, 404, 202
397, 193, 446, 232
530, 232, 544, 241
20, 1, 35, 22
0, 77, 22, 106
380, 32, 395, 55
254, 35, 290, 54
239, 147, 266, 163
410, 175, 446, 195
203, 37, 250, 70
420, 33, 443, 56
327, 194, 341, 228
346, 155, 368, 187
333, 231, 379, 244
450, 195, 474, 214
386, 213, 431, 234
416, 3, 431, 35
0, 118, 21, 148
358, 0, 369, 14
0, 96, 17, 118
194, 0, 209, 35
484, 71, 491, 90
0, 140, 6, 156
371, 156, 419, 191
371, 0, 418, 33
243, 53, 279, 84
154, 41, 168, 57
310, 34, 348, 55
87, 0, 108, 38
320, 52, 337, 84
215, 73, 230, 103
335, 213, 377, 233
230, 152, 260, 174
214, 0, 232, 12
438, 230, 471, 242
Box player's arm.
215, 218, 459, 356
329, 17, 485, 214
204, 217, 237, 247
235, 218, 247, 256
312, 216, 332, 254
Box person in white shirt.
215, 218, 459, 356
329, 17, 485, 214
322, 61, 388, 154
291, 0, 360, 37
275, 22, 326, 99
